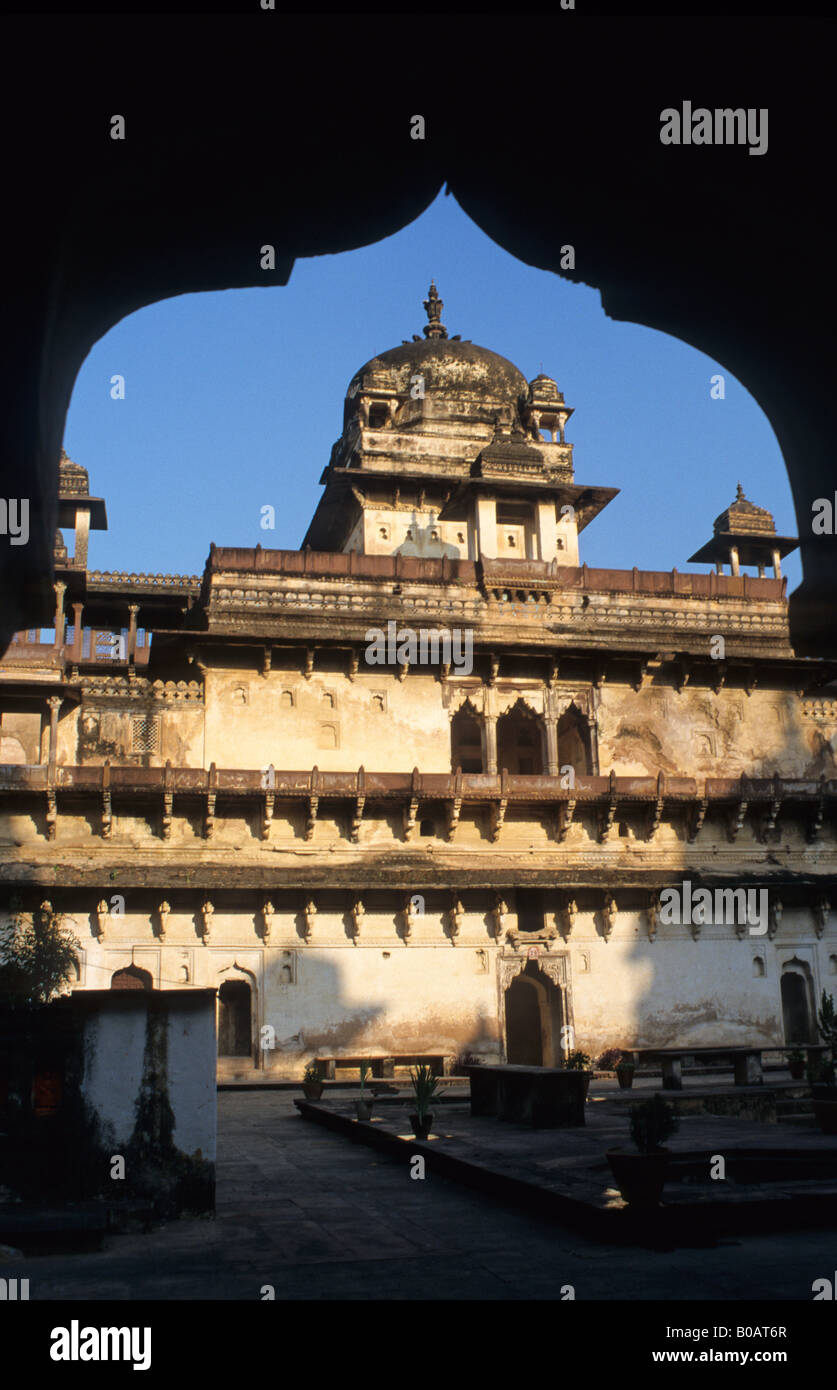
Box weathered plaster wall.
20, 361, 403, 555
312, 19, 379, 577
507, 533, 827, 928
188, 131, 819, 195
35, 903, 834, 1077
598, 685, 836, 780
203, 668, 453, 772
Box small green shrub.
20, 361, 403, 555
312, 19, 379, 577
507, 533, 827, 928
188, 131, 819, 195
410, 1063, 439, 1117
629, 1095, 678, 1154
565, 1050, 592, 1071
597, 1048, 623, 1070
303, 1062, 323, 1084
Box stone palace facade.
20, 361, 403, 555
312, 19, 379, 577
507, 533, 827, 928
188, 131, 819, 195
1, 285, 836, 1079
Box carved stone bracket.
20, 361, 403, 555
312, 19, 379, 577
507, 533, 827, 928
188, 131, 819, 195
200, 899, 214, 944
45, 787, 57, 840
205, 762, 217, 840
498, 956, 526, 991
729, 775, 749, 842
101, 761, 112, 839
403, 767, 421, 841
95, 898, 108, 943
262, 790, 274, 840
161, 760, 174, 841
600, 893, 617, 942
492, 894, 508, 940
157, 900, 170, 941
449, 896, 463, 945
536, 954, 568, 988
350, 897, 364, 944
262, 897, 274, 944
401, 893, 416, 943
447, 770, 463, 841
815, 894, 830, 940
303, 896, 316, 941
808, 775, 827, 844
490, 770, 509, 843
350, 767, 366, 843
761, 772, 783, 842
598, 770, 618, 843
306, 766, 320, 841
557, 794, 577, 843
689, 782, 709, 843
648, 771, 666, 841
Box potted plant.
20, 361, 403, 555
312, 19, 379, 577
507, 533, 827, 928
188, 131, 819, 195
565, 1049, 593, 1098
355, 1061, 373, 1121
606, 1095, 679, 1208
302, 1061, 324, 1101
616, 1053, 636, 1090
787, 1048, 806, 1081
596, 1048, 622, 1074
409, 1063, 439, 1139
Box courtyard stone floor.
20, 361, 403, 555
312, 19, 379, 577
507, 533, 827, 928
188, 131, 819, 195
1, 1087, 836, 1300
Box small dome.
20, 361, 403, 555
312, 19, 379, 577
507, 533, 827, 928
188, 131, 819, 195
713, 482, 776, 537
347, 337, 529, 406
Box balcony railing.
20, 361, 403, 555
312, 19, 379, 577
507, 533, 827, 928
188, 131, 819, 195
2, 628, 150, 666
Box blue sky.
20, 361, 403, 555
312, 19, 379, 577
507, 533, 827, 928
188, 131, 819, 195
64, 190, 801, 592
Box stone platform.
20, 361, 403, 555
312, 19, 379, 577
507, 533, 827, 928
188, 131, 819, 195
295, 1091, 837, 1247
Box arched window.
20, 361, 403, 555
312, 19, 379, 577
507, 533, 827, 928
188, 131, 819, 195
451, 704, 483, 773
557, 703, 592, 776
497, 701, 543, 775
110, 965, 153, 991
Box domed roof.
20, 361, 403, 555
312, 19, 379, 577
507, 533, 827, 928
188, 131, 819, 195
348, 337, 529, 403
345, 283, 529, 406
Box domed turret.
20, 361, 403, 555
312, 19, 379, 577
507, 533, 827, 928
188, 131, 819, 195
303, 286, 617, 560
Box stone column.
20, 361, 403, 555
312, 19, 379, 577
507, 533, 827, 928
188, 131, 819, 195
729, 545, 740, 577
545, 719, 559, 777
71, 601, 84, 661
127, 604, 139, 663
52, 581, 66, 650
483, 715, 498, 775
74, 506, 90, 570
46, 696, 62, 774
772, 547, 782, 579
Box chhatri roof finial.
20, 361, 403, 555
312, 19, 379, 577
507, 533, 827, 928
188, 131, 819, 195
736, 481, 745, 501
423, 280, 448, 340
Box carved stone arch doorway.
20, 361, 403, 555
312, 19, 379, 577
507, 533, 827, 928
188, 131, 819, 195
499, 954, 572, 1067
217, 962, 258, 1062
780, 957, 816, 1044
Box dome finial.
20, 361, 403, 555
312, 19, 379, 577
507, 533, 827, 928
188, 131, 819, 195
736, 481, 745, 501
423, 281, 448, 340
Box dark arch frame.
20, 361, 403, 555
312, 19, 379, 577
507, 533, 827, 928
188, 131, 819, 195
3, 14, 833, 656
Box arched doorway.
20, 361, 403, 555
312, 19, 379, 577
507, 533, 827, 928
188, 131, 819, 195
504, 961, 564, 1066
781, 963, 815, 1043
497, 702, 544, 775
450, 702, 483, 772
218, 979, 252, 1057
557, 703, 592, 776
110, 965, 153, 991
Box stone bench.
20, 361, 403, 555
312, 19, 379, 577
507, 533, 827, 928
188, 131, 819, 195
628, 1044, 827, 1090
466, 1064, 587, 1128
315, 1055, 451, 1081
